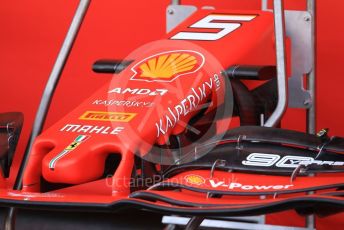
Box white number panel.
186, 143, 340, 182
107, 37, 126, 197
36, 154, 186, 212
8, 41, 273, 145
170, 14, 257, 41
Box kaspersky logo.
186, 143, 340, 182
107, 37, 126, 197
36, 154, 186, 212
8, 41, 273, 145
130, 50, 205, 82
79, 111, 136, 122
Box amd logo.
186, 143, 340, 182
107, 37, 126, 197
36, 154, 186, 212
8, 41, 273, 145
108, 87, 168, 96
242, 153, 344, 168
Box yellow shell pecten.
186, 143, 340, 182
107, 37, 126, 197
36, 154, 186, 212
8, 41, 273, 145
139, 53, 197, 79
185, 174, 205, 185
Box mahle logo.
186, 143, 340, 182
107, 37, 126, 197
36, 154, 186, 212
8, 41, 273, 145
130, 50, 205, 82
79, 111, 136, 122
184, 174, 206, 186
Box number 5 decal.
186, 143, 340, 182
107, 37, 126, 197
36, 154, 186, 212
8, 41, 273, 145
171, 14, 256, 41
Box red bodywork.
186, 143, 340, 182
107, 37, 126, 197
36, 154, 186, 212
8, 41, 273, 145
0, 9, 281, 207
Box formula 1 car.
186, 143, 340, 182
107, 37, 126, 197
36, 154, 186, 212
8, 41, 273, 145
0, 0, 343, 229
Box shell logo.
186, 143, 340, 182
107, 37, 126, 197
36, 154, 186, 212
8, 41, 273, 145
184, 174, 206, 186
130, 50, 205, 82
